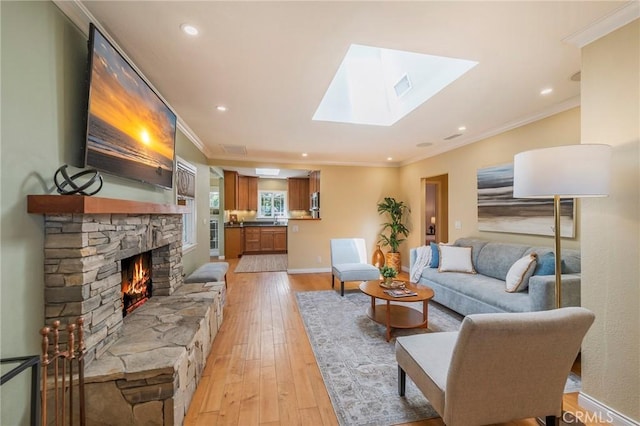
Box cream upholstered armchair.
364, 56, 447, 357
396, 307, 595, 426
330, 238, 380, 296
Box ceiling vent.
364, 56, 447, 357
220, 144, 247, 155
443, 133, 463, 141
393, 74, 412, 98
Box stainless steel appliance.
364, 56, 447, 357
310, 192, 320, 215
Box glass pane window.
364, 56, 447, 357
177, 157, 197, 251
181, 197, 196, 247
209, 191, 219, 209
258, 191, 287, 218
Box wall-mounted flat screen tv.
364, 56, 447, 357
85, 24, 176, 189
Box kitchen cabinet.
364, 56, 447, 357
243, 226, 287, 253
238, 176, 258, 211
224, 171, 257, 211
273, 229, 287, 251
224, 227, 244, 259
223, 170, 239, 210
247, 177, 258, 211
244, 228, 261, 252
260, 229, 274, 251
309, 170, 321, 195
288, 178, 310, 211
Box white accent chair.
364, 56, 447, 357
330, 238, 380, 297
396, 307, 595, 426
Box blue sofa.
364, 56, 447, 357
410, 238, 581, 315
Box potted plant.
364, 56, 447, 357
377, 197, 409, 272
379, 265, 398, 285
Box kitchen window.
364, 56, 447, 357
258, 190, 287, 218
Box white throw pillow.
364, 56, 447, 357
438, 245, 475, 274
505, 253, 538, 293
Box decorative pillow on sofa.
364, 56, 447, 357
438, 245, 476, 273
533, 252, 567, 276
506, 253, 538, 292
429, 242, 440, 268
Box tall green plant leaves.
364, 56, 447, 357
377, 197, 409, 253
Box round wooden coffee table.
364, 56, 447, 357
359, 281, 435, 341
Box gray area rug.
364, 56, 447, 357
234, 254, 287, 273
296, 290, 582, 426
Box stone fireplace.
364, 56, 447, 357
42, 211, 183, 364
29, 195, 225, 425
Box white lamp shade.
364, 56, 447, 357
513, 144, 612, 198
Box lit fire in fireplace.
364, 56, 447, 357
121, 253, 152, 317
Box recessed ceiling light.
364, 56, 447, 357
301, 153, 308, 157
387, 157, 393, 161
216, 105, 227, 112
180, 24, 199, 36
458, 126, 466, 132
540, 88, 553, 96
416, 142, 433, 148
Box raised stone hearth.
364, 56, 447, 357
84, 282, 225, 425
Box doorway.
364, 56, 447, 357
424, 174, 448, 244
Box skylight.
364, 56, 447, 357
313, 44, 478, 126
255, 168, 280, 176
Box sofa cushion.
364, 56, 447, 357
438, 246, 476, 274
184, 262, 229, 283
475, 242, 528, 281
505, 254, 538, 292
454, 238, 489, 267
524, 247, 580, 274
420, 267, 532, 312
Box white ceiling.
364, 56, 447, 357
76, 1, 630, 167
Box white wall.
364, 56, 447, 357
399, 108, 582, 266
580, 19, 640, 421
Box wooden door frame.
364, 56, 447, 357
423, 174, 448, 244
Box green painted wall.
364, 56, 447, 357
175, 132, 211, 276
0, 2, 208, 423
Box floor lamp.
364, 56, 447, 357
514, 144, 612, 425
514, 144, 612, 308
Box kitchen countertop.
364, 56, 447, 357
225, 222, 288, 228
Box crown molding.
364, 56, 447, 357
177, 121, 209, 156
564, 1, 640, 48
52, 0, 92, 35
401, 96, 581, 167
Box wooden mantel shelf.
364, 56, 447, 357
27, 195, 190, 215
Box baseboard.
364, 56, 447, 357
287, 267, 331, 274
578, 392, 639, 425
401, 265, 409, 273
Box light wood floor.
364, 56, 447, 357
184, 259, 606, 426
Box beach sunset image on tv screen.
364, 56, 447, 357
86, 26, 176, 188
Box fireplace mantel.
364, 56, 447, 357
27, 195, 189, 215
